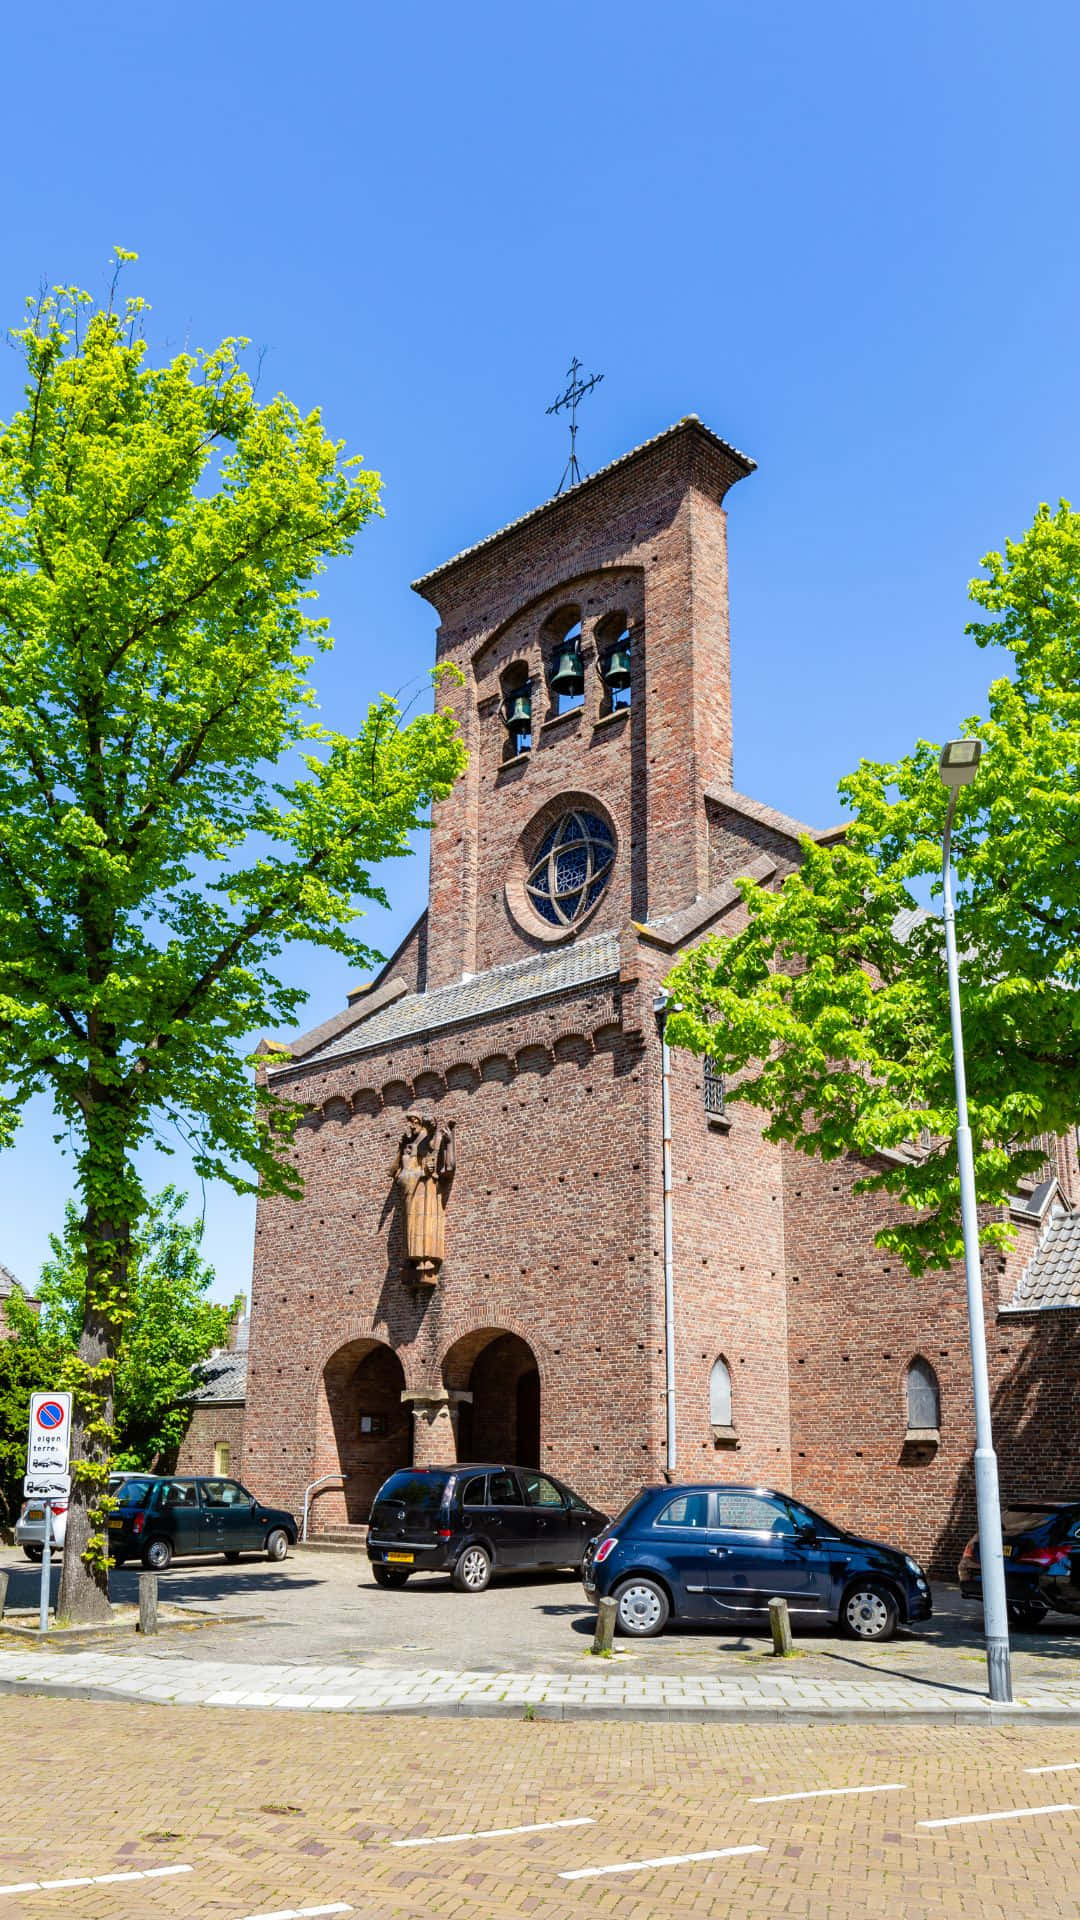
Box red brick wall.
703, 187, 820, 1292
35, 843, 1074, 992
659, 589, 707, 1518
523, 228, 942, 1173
175, 1403, 245, 1478
244, 983, 663, 1523
781, 1144, 1080, 1574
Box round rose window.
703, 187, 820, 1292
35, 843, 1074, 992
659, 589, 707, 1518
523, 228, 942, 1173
525, 809, 615, 928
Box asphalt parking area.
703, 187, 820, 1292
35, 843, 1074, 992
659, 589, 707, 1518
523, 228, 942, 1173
2, 1699, 1080, 1919
4, 1544, 1080, 1696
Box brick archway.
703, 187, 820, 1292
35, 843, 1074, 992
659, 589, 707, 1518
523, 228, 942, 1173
316, 1338, 412, 1527
441, 1328, 541, 1468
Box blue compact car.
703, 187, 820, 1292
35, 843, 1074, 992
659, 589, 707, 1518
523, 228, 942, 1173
583, 1484, 931, 1641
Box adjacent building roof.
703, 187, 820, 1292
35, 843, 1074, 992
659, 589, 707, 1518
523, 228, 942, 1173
1007, 1210, 1080, 1312
279, 930, 623, 1073
411, 416, 756, 594
0, 1262, 35, 1306
190, 1347, 248, 1405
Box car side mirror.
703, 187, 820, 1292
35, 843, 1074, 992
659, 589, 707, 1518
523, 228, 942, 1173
796, 1523, 818, 1544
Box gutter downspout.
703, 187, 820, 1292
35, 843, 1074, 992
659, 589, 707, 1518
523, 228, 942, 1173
654, 993, 677, 1479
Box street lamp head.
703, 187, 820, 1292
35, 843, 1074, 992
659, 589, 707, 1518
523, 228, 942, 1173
939, 738, 982, 789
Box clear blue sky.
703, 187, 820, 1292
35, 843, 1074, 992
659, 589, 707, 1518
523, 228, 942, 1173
2, 1, 1077, 1301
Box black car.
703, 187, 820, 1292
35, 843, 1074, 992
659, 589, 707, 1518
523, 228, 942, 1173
582, 1483, 932, 1640
109, 1474, 298, 1571
366, 1465, 609, 1591
958, 1501, 1080, 1627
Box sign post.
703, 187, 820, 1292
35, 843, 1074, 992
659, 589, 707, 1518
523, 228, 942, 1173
25, 1394, 72, 1635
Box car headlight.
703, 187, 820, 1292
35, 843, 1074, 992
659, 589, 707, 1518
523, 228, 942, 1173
904, 1555, 925, 1578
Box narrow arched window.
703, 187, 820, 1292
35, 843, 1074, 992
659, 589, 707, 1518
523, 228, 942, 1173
906, 1357, 940, 1433
709, 1356, 733, 1427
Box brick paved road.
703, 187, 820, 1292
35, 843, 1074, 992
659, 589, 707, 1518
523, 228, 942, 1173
3, 1699, 1080, 1919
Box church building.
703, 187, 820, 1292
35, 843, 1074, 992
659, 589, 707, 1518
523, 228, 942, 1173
243, 416, 1080, 1573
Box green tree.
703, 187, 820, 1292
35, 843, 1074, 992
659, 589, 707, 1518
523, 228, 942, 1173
0, 259, 466, 1619
8, 1188, 235, 1469
664, 502, 1080, 1278
0, 1323, 66, 1529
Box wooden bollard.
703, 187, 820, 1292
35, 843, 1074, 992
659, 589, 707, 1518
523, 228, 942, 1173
592, 1596, 617, 1655
137, 1571, 159, 1635
0, 1568, 8, 1620
768, 1596, 793, 1657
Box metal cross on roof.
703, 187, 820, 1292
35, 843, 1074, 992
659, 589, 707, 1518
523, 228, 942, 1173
546, 356, 604, 496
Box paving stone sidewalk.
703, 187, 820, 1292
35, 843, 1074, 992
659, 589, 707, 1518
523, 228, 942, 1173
3, 1645, 1080, 1720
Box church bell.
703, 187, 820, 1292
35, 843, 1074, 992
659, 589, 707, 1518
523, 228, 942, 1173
505, 686, 532, 728
549, 641, 584, 698
602, 640, 631, 690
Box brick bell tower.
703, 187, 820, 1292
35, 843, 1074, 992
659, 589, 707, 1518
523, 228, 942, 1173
412, 417, 755, 987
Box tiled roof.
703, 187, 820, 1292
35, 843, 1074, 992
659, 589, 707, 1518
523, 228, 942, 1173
281, 931, 622, 1072
190, 1346, 248, 1404
0, 1262, 32, 1303
1007, 1210, 1080, 1312
411, 417, 756, 593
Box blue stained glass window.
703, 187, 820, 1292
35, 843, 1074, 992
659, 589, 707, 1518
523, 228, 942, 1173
524, 809, 614, 929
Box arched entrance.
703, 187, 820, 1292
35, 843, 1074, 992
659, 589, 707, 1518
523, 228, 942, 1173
317, 1338, 412, 1526
442, 1329, 541, 1466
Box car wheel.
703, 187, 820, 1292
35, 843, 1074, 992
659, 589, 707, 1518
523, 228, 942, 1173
841, 1582, 898, 1641
224, 1551, 242, 1564
1008, 1598, 1049, 1629
373, 1565, 410, 1589
614, 1577, 670, 1638
142, 1537, 173, 1572
452, 1544, 492, 1593
22, 1546, 43, 1563
265, 1528, 290, 1563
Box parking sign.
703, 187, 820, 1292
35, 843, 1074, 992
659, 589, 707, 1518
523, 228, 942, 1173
27, 1392, 72, 1477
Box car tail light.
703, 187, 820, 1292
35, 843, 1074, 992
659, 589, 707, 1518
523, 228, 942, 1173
594, 1537, 618, 1564
436, 1529, 453, 1540
1014, 1545, 1070, 1568
132, 1512, 145, 1535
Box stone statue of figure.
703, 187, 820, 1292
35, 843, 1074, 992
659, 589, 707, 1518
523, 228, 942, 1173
390, 1112, 456, 1281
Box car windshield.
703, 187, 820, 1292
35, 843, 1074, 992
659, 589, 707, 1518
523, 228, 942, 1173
374, 1472, 447, 1513
610, 1492, 649, 1530
115, 1479, 156, 1507
1003, 1507, 1061, 1534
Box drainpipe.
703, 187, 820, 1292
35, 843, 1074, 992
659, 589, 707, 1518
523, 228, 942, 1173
654, 993, 678, 1479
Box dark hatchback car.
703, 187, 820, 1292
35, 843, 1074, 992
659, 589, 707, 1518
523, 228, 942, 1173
583, 1483, 932, 1641
109, 1474, 298, 1571
367, 1465, 609, 1591
959, 1502, 1080, 1627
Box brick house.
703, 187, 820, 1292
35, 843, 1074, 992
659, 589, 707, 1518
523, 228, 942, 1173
175, 1309, 248, 1477
243, 416, 1080, 1571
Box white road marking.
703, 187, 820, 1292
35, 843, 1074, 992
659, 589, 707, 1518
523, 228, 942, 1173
393, 1817, 595, 1848
238, 1906, 351, 1920
1026, 1762, 1080, 1774
750, 1783, 907, 1804
919, 1803, 1079, 1829
559, 1844, 766, 1881
0, 1864, 192, 1895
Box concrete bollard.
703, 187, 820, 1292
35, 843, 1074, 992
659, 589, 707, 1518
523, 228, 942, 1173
137, 1571, 159, 1635
0, 1568, 7, 1620
768, 1595, 793, 1657
592, 1596, 617, 1655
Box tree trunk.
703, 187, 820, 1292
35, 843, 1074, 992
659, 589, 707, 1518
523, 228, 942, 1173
56, 1207, 130, 1624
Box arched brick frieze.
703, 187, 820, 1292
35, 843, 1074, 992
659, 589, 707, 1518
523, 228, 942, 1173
478, 1052, 514, 1083
351, 1088, 381, 1118
515, 1043, 554, 1078
413, 1069, 446, 1102
379, 1077, 412, 1110
552, 1031, 594, 1068
445, 1061, 481, 1094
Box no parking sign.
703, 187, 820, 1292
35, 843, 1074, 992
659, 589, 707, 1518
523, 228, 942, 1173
26, 1391, 72, 1480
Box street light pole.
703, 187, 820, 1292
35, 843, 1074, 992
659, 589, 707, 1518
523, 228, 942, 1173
939, 739, 1013, 1704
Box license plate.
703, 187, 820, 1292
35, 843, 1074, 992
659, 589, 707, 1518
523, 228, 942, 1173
108, 1519, 123, 1530
26, 1507, 44, 1521
1003, 1545, 1012, 1557
386, 1551, 414, 1564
